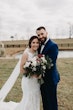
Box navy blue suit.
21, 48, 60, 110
39, 39, 60, 110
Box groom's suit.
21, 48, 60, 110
39, 39, 60, 110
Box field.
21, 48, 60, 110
0, 58, 73, 110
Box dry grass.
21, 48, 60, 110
0, 58, 73, 110
5, 48, 25, 56
57, 58, 73, 110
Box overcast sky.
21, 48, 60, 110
0, 0, 73, 40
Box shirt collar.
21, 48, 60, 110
44, 37, 50, 45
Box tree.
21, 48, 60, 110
68, 22, 73, 39
10, 36, 14, 40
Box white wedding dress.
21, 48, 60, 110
0, 48, 41, 110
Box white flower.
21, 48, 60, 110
23, 61, 31, 68
32, 67, 36, 71
42, 66, 46, 70
32, 60, 37, 66
41, 57, 47, 63
30, 56, 37, 66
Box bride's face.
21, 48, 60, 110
30, 38, 39, 51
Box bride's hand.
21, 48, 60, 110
32, 74, 42, 79
32, 74, 39, 78
38, 74, 42, 79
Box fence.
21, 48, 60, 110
58, 43, 73, 50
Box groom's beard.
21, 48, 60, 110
40, 37, 47, 45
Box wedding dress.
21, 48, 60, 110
0, 48, 41, 110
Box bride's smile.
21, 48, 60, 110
29, 38, 39, 53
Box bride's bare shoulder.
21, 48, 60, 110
22, 48, 29, 58
23, 48, 29, 54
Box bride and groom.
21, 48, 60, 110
19, 26, 60, 110
0, 26, 60, 110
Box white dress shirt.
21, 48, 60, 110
40, 37, 49, 53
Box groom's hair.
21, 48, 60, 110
29, 36, 39, 48
36, 26, 46, 31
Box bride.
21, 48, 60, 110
0, 36, 41, 110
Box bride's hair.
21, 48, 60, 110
28, 36, 39, 48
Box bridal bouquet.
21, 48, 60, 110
23, 54, 53, 78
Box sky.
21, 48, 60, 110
0, 0, 73, 41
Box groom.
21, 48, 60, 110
36, 26, 60, 110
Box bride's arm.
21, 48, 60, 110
20, 53, 28, 74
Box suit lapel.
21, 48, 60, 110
41, 39, 53, 54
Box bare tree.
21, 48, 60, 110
68, 22, 73, 39
10, 36, 14, 41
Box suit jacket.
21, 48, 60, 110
39, 39, 60, 85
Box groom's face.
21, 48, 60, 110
36, 29, 48, 44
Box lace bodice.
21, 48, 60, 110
23, 48, 38, 61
